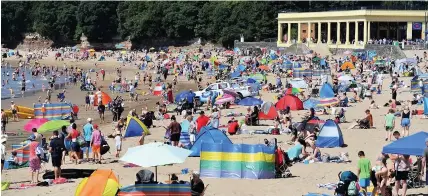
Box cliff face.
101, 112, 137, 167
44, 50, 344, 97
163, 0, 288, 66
15, 33, 54, 51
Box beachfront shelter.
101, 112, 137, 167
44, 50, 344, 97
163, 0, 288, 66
315, 119, 344, 148
382, 131, 428, 156
319, 83, 335, 99
124, 116, 150, 138
189, 126, 233, 157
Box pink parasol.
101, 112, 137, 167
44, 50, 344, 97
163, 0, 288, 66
215, 94, 235, 105
24, 118, 49, 132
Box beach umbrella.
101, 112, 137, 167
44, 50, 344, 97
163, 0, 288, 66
340, 62, 355, 70
285, 87, 302, 95
343, 50, 352, 55
222, 89, 239, 98
338, 75, 354, 81
238, 97, 263, 106
24, 118, 49, 132
37, 120, 70, 133
215, 94, 235, 105
317, 98, 340, 107
120, 142, 192, 181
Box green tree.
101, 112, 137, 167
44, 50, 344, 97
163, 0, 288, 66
1, 2, 32, 43
75, 2, 118, 42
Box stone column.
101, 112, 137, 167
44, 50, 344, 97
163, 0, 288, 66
354, 21, 359, 45
368, 21, 371, 42
278, 23, 283, 43
386, 22, 390, 38
377, 22, 380, 39
345, 21, 350, 45
297, 22, 302, 43
337, 22, 341, 44
406, 22, 413, 40
317, 22, 322, 43
307, 22, 312, 41
363, 20, 368, 45
287, 23, 291, 44
422, 22, 426, 40
327, 22, 331, 44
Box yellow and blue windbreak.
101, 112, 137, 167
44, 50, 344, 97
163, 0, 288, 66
200, 143, 275, 179
34, 103, 72, 120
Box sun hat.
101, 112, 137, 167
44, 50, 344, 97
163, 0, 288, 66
93, 124, 99, 129
1, 135, 8, 143
87, 118, 92, 122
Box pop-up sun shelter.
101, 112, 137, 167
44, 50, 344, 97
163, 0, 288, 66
190, 126, 233, 157
258, 102, 278, 120
319, 83, 335, 99
315, 119, 344, 148
75, 169, 120, 196
276, 95, 303, 111
382, 131, 428, 156
124, 116, 150, 137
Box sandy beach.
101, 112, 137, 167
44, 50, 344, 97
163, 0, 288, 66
1, 49, 428, 196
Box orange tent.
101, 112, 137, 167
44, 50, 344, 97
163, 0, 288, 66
75, 169, 119, 196
94, 92, 112, 106
258, 65, 270, 71
340, 62, 355, 70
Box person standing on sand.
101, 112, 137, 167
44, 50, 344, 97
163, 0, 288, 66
13, 137, 40, 184
357, 151, 371, 196
1, 109, 8, 134
384, 109, 396, 141
90, 124, 102, 164
83, 118, 93, 162
101, 69, 105, 81
168, 115, 181, 147
49, 131, 64, 180
98, 102, 105, 123
10, 101, 18, 122
67, 123, 80, 165
85, 92, 90, 111
400, 106, 411, 137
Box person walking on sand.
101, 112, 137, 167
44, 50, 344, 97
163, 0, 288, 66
67, 123, 80, 165
357, 151, 371, 196
168, 115, 181, 147
384, 109, 396, 141
83, 118, 93, 162
97, 101, 105, 123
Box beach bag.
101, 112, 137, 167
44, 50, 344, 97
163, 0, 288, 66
347, 181, 358, 195
335, 181, 347, 195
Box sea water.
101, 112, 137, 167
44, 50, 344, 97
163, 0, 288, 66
1, 68, 68, 99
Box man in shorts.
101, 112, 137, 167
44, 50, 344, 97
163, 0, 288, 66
83, 118, 93, 161
10, 101, 18, 122
357, 151, 371, 196
97, 102, 105, 123
49, 131, 64, 180
384, 109, 396, 141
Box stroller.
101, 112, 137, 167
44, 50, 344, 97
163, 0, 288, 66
407, 157, 425, 189
272, 138, 292, 178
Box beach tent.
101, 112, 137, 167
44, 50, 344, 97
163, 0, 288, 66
410, 76, 422, 93
424, 97, 428, 115
189, 126, 233, 157
238, 97, 263, 106
153, 83, 163, 96
123, 116, 150, 137
75, 169, 119, 196
276, 95, 303, 111
319, 83, 335, 99
248, 73, 266, 83
289, 78, 308, 89
258, 102, 278, 120
94, 92, 112, 106
175, 90, 195, 103
382, 131, 428, 156
315, 119, 344, 148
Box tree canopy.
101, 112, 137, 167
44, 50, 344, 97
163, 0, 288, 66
2, 1, 427, 47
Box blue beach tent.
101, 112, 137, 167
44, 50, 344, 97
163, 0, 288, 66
319, 83, 335, 99
189, 126, 233, 157
315, 119, 344, 148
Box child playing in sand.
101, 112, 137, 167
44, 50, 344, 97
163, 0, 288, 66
114, 130, 122, 158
